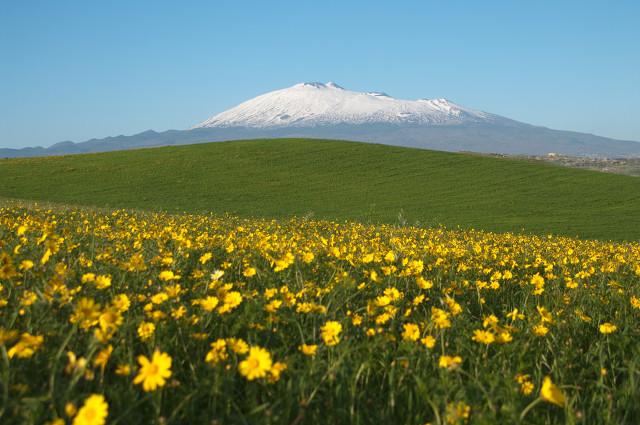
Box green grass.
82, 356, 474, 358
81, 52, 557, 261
1, 138, 639, 240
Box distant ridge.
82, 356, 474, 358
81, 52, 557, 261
2, 139, 640, 240
3, 82, 640, 158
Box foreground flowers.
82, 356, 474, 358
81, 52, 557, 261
7, 332, 44, 359
133, 350, 173, 392
599, 322, 617, 334
238, 346, 273, 380
0, 204, 639, 424
320, 321, 343, 346
72, 394, 108, 425
541, 376, 566, 407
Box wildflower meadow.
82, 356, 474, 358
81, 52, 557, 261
1, 205, 639, 424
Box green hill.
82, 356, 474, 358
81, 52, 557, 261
1, 138, 639, 240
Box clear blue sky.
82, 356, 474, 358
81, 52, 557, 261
1, 0, 639, 148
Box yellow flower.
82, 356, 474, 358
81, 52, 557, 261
431, 307, 451, 329
94, 345, 113, 373
199, 252, 213, 264
199, 296, 219, 312
482, 315, 499, 328
445, 297, 462, 316
226, 337, 249, 354
599, 323, 617, 334
384, 251, 396, 262
20, 291, 38, 306
133, 350, 172, 392
495, 331, 513, 344
506, 308, 524, 321
65, 402, 78, 417
299, 344, 318, 356
321, 321, 343, 346
125, 252, 147, 271
536, 306, 554, 324
375, 312, 392, 325
383, 287, 402, 301
8, 333, 44, 359
70, 298, 101, 329
267, 361, 287, 383
243, 267, 256, 277
99, 309, 123, 334
420, 335, 436, 349
273, 252, 295, 272
438, 355, 462, 369
238, 346, 273, 380
218, 291, 243, 314
95, 275, 112, 290
0, 328, 18, 345
515, 373, 534, 395
40, 248, 52, 265
115, 364, 131, 376
111, 294, 131, 312
532, 324, 549, 337
416, 276, 433, 289
530, 273, 545, 295
159, 270, 180, 281
402, 323, 420, 341
19, 260, 34, 271
375, 295, 392, 307
210, 269, 225, 282
72, 394, 108, 425
171, 306, 187, 319
471, 329, 495, 345
137, 322, 156, 341
540, 376, 566, 406
205, 339, 228, 364
65, 351, 87, 375
445, 401, 470, 424
530, 273, 545, 287
151, 292, 169, 305
81, 273, 96, 283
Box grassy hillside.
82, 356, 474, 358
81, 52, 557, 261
1, 138, 639, 240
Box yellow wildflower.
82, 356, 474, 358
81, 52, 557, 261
72, 394, 108, 425
299, 344, 318, 356
599, 323, 617, 334
540, 376, 566, 406
133, 350, 172, 392
238, 346, 272, 380
321, 321, 343, 346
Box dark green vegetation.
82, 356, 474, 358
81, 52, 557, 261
1, 138, 639, 240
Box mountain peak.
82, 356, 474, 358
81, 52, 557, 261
194, 83, 492, 129
325, 81, 343, 89
295, 81, 344, 89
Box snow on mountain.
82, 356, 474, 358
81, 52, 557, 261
194, 82, 494, 128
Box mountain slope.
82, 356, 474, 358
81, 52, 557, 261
2, 138, 639, 240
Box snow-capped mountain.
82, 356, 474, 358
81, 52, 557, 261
194, 82, 494, 128
3, 82, 640, 158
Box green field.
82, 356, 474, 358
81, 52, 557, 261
1, 138, 639, 240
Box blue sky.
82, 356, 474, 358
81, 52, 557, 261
1, 0, 639, 148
